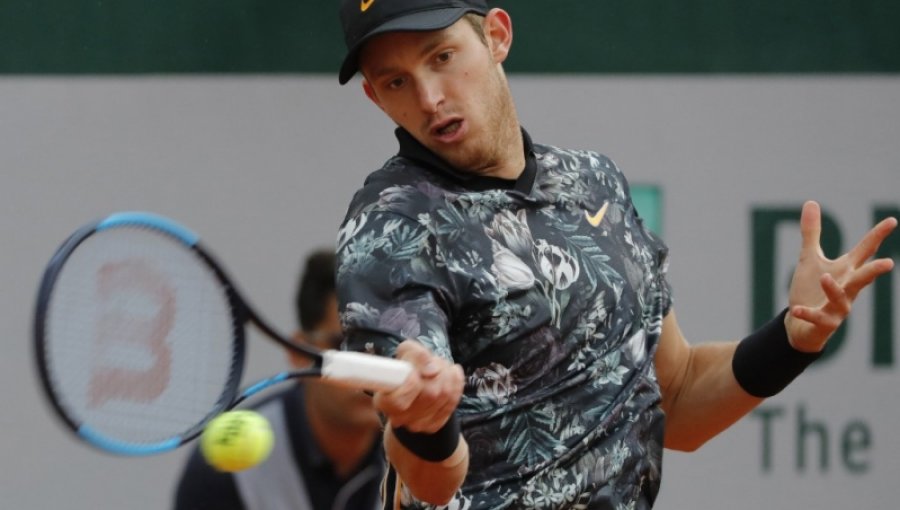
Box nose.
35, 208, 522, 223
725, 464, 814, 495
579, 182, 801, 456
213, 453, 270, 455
415, 76, 444, 114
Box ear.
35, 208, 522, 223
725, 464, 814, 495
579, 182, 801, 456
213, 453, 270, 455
362, 79, 383, 110
484, 8, 513, 64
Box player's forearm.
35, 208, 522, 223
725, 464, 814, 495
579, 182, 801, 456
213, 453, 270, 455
661, 341, 763, 451
384, 425, 469, 505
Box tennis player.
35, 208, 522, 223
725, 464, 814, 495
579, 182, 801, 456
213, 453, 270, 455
333, 1, 897, 509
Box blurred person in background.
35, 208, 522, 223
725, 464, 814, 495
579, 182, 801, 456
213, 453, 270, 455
174, 249, 384, 510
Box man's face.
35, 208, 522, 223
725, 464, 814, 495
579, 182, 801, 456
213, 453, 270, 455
292, 295, 381, 430
359, 12, 514, 176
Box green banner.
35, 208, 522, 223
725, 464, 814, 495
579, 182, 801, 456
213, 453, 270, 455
2, 0, 898, 74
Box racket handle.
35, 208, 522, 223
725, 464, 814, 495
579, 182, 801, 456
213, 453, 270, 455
321, 351, 413, 391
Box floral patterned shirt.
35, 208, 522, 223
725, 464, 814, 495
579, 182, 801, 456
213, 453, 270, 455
336, 128, 672, 510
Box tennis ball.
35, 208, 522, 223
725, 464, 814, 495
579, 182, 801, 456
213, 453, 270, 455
200, 410, 274, 472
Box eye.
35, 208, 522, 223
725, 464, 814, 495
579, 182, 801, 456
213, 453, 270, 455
435, 51, 453, 64
386, 76, 406, 90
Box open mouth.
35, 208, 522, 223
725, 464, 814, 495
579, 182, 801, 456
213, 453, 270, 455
431, 118, 465, 142
437, 120, 462, 136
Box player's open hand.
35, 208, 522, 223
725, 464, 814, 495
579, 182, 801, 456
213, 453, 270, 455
786, 200, 897, 352
374, 340, 464, 433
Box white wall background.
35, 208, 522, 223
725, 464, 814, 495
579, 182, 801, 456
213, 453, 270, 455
1, 75, 898, 509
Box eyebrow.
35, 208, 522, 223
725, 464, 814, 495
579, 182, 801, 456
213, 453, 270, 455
367, 31, 452, 81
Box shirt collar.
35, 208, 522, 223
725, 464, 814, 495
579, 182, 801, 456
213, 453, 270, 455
394, 127, 538, 194
284, 384, 329, 469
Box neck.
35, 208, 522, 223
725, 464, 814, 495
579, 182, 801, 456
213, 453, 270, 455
480, 78, 525, 180
486, 119, 525, 180
304, 394, 378, 478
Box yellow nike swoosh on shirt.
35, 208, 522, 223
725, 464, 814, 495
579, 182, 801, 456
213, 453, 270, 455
585, 202, 609, 227
360, 0, 375, 12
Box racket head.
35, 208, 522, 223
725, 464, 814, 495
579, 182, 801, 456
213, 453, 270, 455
34, 212, 246, 455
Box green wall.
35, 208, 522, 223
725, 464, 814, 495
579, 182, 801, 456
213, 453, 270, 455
2, 0, 898, 74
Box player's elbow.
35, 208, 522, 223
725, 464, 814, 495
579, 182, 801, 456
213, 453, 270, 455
663, 428, 712, 452
665, 436, 707, 453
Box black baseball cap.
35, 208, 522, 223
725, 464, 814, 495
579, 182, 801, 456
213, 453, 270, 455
338, 0, 490, 85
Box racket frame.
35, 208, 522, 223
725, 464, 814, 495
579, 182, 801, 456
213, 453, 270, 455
33, 212, 323, 455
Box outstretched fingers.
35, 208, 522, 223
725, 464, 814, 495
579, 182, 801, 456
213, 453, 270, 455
791, 274, 847, 330
843, 257, 896, 299
788, 206, 896, 351
845, 216, 898, 268
791, 256, 895, 342
799, 201, 823, 256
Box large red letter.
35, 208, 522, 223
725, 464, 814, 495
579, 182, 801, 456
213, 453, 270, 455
88, 260, 175, 408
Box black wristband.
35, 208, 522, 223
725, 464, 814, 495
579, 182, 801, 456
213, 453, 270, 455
392, 413, 461, 462
732, 308, 824, 398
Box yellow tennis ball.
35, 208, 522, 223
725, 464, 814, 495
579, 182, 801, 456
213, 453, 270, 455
200, 410, 274, 472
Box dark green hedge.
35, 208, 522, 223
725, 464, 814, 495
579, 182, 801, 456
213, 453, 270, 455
2, 0, 897, 74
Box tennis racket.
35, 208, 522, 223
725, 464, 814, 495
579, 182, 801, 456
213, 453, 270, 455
34, 211, 411, 456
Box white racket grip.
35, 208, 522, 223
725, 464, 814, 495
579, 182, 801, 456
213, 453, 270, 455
321, 351, 413, 391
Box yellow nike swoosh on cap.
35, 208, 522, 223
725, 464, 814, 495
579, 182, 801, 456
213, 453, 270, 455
360, 0, 375, 12
585, 202, 609, 227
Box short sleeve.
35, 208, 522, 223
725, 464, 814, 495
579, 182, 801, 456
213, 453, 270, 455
617, 168, 673, 318
336, 211, 456, 361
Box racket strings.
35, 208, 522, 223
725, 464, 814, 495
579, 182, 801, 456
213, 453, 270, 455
42, 227, 241, 446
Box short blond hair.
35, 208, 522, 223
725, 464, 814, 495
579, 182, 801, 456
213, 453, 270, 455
464, 13, 488, 45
